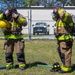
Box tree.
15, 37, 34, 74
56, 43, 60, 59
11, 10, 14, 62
47, 0, 55, 7
40, 0, 47, 7
0, 0, 24, 11
55, 0, 68, 7
69, 0, 75, 6
23, 0, 40, 7
0, 0, 75, 12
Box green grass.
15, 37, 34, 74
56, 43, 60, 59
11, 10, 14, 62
0, 39, 75, 75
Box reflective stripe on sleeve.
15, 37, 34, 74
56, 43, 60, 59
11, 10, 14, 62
63, 13, 69, 21
56, 21, 66, 26
19, 18, 26, 23
0, 14, 3, 19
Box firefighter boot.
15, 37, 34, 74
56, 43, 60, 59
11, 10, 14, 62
6, 63, 13, 70
19, 63, 26, 70
5, 53, 13, 70
16, 52, 26, 70
59, 66, 72, 73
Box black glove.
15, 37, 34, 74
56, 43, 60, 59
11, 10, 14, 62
3, 9, 12, 21
12, 12, 19, 20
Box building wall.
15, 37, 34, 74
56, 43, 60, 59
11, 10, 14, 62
17, 7, 75, 34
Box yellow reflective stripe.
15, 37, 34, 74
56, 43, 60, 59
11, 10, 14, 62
61, 66, 72, 71
57, 35, 73, 40
19, 18, 25, 23
58, 9, 64, 14
63, 13, 69, 21
19, 64, 26, 67
56, 21, 73, 27
4, 35, 23, 39
11, 23, 19, 26
0, 14, 3, 19
6, 63, 13, 67
69, 23, 73, 26
56, 21, 66, 26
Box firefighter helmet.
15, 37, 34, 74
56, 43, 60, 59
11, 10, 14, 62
0, 20, 10, 28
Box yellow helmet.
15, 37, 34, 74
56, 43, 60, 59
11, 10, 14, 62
0, 20, 10, 28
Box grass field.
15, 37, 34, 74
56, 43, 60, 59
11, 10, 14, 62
0, 39, 75, 75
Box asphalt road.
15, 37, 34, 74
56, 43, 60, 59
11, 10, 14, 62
24, 34, 56, 40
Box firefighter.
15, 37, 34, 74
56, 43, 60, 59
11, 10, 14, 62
0, 6, 27, 70
51, 6, 74, 73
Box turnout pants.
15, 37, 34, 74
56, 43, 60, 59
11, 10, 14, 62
57, 39, 73, 67
4, 39, 26, 64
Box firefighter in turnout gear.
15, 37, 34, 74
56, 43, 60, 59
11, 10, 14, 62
51, 6, 74, 73
0, 6, 27, 70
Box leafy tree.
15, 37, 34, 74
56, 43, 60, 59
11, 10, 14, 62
0, 0, 24, 11
55, 0, 68, 7
40, 0, 47, 7
0, 0, 75, 12
23, 0, 40, 7
47, 0, 55, 7
69, 0, 75, 6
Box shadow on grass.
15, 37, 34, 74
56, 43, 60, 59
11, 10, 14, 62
26, 62, 47, 69
1, 63, 75, 72
15, 61, 47, 69
0, 62, 47, 70
72, 64, 75, 72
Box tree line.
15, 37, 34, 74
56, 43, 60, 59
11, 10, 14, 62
0, 0, 75, 12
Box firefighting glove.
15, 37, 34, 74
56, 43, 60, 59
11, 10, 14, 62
3, 10, 12, 21
4, 10, 10, 16
50, 62, 61, 72
52, 10, 60, 21
12, 12, 19, 20
3, 10, 9, 18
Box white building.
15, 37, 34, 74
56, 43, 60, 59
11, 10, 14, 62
17, 6, 75, 34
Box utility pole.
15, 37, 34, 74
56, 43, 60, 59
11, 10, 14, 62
28, 9, 32, 40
